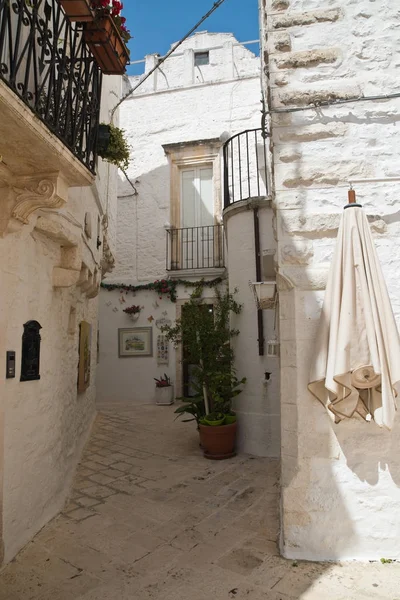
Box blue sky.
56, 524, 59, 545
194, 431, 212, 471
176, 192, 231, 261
123, 0, 260, 75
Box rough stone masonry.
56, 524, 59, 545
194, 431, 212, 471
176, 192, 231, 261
261, 0, 400, 560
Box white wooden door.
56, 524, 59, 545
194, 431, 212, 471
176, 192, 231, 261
181, 167, 214, 269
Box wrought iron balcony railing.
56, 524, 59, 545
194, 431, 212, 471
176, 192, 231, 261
0, 0, 102, 173
166, 225, 225, 271
223, 129, 269, 209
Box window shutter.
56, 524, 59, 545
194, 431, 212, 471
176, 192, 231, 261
181, 169, 196, 228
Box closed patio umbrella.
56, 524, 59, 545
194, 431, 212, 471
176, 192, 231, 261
308, 192, 400, 429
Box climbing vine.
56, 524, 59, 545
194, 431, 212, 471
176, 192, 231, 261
101, 277, 224, 303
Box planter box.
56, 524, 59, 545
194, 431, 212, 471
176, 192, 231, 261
84, 16, 129, 75
155, 385, 174, 406
59, 0, 94, 22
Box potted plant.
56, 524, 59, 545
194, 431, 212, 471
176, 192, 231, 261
154, 374, 174, 406
83, 1, 131, 75
97, 123, 130, 171
123, 305, 142, 322
163, 285, 246, 460
59, 0, 94, 21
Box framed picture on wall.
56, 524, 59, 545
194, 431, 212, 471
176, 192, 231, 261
118, 327, 153, 357
78, 321, 92, 393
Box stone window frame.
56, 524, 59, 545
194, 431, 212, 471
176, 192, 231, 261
162, 138, 223, 230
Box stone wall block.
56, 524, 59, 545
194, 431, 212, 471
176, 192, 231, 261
276, 86, 361, 107
52, 267, 80, 288
279, 266, 329, 290
270, 0, 290, 11
271, 8, 341, 30
281, 240, 313, 265
278, 123, 347, 143
269, 32, 292, 53
280, 454, 299, 487
282, 212, 340, 235
278, 150, 302, 163
274, 48, 339, 70
60, 246, 81, 271
281, 403, 298, 433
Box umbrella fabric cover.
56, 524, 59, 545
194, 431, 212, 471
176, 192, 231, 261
308, 206, 400, 429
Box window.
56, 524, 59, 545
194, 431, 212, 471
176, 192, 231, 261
178, 167, 217, 269
181, 166, 214, 228
162, 139, 224, 271
194, 51, 209, 67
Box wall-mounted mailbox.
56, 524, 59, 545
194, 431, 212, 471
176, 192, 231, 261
21, 320, 41, 382
6, 351, 15, 379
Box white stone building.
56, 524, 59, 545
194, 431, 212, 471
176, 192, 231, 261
98, 32, 281, 458
261, 0, 400, 560
0, 4, 119, 563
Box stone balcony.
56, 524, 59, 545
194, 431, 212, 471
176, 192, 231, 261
0, 0, 103, 235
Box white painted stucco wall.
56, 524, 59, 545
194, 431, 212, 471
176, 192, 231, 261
0, 75, 120, 563
262, 0, 400, 559
98, 33, 281, 460
224, 201, 280, 457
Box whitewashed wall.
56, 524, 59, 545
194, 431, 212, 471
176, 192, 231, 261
0, 76, 120, 563
97, 34, 268, 422
262, 0, 400, 559
225, 202, 280, 457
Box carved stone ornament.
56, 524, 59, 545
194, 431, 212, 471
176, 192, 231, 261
12, 174, 67, 224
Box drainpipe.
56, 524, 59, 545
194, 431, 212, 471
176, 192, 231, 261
253, 206, 264, 356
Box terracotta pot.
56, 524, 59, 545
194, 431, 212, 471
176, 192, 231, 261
59, 0, 94, 22
84, 16, 129, 75
199, 422, 237, 460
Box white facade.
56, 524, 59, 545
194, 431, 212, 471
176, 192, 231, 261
261, 0, 400, 559
0, 75, 120, 563
98, 33, 280, 457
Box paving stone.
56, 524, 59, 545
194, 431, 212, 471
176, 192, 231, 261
75, 496, 103, 508
88, 472, 117, 485
79, 484, 117, 499
88, 454, 116, 466
81, 460, 108, 472
100, 467, 127, 479
111, 461, 136, 472
67, 507, 97, 521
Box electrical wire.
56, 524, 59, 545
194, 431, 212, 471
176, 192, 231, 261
111, 0, 227, 118
268, 91, 400, 114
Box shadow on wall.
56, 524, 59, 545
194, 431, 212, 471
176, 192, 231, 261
116, 163, 171, 280
336, 421, 400, 486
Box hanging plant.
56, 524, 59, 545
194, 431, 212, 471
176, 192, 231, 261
97, 123, 130, 171
123, 305, 142, 315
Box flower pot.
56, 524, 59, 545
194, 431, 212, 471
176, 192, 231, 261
59, 0, 94, 21
84, 16, 129, 75
127, 313, 140, 322
199, 422, 237, 460
204, 415, 225, 427
224, 414, 237, 425
155, 385, 174, 406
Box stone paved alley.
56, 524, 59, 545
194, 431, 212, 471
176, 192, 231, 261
0, 405, 399, 599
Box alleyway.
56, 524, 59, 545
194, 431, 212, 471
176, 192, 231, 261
0, 405, 399, 600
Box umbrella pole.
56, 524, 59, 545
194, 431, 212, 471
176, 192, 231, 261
348, 189, 356, 204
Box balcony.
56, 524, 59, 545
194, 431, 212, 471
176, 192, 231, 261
166, 225, 225, 273
223, 128, 269, 208
0, 0, 102, 187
